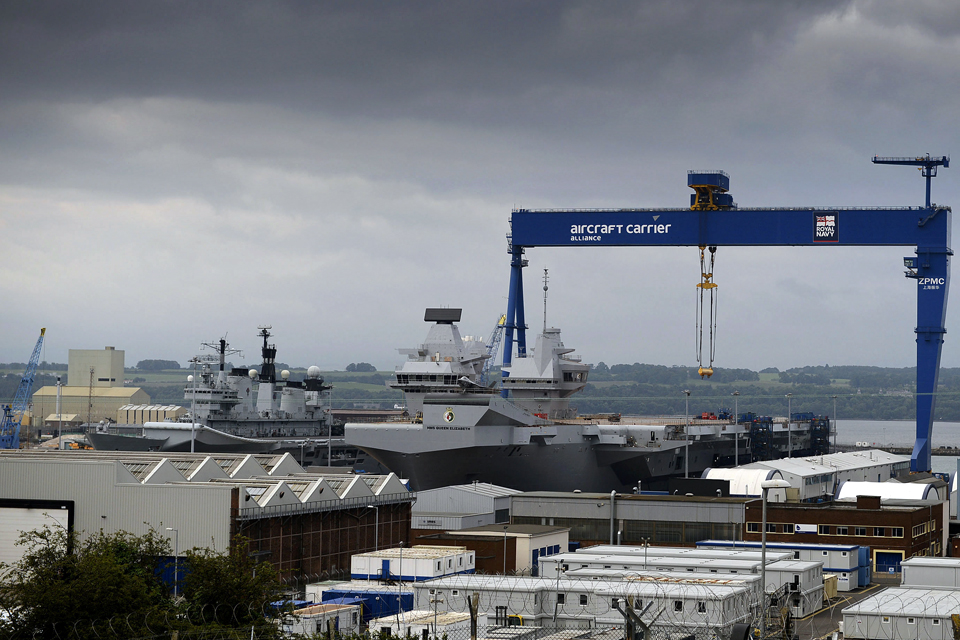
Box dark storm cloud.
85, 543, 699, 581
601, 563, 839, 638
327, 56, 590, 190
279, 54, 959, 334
2, 0, 959, 370
1, 1, 847, 123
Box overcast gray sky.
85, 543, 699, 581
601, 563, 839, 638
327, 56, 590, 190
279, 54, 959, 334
2, 0, 960, 372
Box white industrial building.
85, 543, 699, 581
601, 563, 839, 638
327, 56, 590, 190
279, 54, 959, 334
352, 546, 476, 581
412, 574, 755, 636
412, 482, 519, 531
740, 450, 911, 502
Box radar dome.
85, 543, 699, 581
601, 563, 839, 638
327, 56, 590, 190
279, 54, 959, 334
187, 375, 194, 383
281, 369, 290, 380
307, 366, 321, 379
248, 369, 258, 379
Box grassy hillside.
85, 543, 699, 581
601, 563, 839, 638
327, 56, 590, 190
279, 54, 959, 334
3, 362, 959, 419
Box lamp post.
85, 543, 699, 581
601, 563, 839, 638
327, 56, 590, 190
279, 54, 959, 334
432, 594, 444, 639
188, 356, 200, 453
832, 395, 838, 453
56, 376, 63, 450
785, 393, 793, 458
759, 479, 790, 639
165, 527, 179, 598
503, 525, 509, 575
683, 390, 691, 478
732, 391, 740, 466
368, 504, 379, 551
398, 541, 405, 625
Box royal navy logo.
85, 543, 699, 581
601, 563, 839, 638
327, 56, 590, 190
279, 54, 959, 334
814, 213, 838, 243
443, 409, 455, 423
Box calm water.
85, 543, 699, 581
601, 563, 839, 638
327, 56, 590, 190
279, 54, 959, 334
835, 419, 960, 475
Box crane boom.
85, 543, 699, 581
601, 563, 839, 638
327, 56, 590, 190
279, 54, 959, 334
481, 314, 507, 387
0, 328, 46, 449
873, 154, 949, 208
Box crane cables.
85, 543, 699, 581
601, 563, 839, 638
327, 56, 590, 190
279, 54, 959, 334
696, 246, 718, 378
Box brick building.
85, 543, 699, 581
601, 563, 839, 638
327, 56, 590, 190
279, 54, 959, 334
744, 494, 945, 576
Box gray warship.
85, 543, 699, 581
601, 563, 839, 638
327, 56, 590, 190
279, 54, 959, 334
88, 328, 374, 469
344, 309, 829, 492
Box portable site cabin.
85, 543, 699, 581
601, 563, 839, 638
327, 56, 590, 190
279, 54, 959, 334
283, 603, 362, 637
538, 551, 822, 619
351, 545, 475, 581
575, 545, 792, 566
304, 580, 414, 622
901, 557, 960, 588
538, 552, 781, 579
842, 587, 960, 640
765, 560, 824, 618
562, 568, 763, 606
697, 540, 862, 591
367, 610, 485, 639
412, 574, 754, 636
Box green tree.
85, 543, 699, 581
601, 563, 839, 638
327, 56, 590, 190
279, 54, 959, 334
181, 538, 284, 638
0, 528, 285, 639
0, 526, 172, 638
136, 358, 182, 370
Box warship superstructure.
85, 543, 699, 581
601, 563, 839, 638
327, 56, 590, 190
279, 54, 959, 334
345, 309, 828, 492
88, 328, 372, 468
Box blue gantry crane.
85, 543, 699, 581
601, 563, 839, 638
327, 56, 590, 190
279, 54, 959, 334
0, 328, 46, 449
502, 157, 950, 473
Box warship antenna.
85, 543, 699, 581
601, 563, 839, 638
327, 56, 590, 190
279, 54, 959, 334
200, 336, 243, 372
542, 268, 549, 333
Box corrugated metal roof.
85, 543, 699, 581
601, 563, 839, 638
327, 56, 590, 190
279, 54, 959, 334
118, 404, 185, 411
294, 603, 359, 615
423, 573, 751, 597
371, 610, 471, 626
442, 482, 522, 498
745, 450, 909, 477
356, 546, 467, 560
